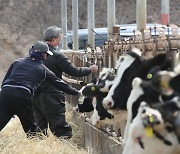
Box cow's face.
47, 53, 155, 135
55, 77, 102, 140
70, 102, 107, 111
152, 96, 180, 139
81, 67, 116, 97
97, 67, 116, 92
103, 48, 167, 112
128, 66, 163, 111
77, 67, 116, 125
103, 51, 142, 111
151, 71, 176, 96
140, 102, 164, 131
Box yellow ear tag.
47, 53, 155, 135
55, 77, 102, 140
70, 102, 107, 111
149, 115, 154, 123
145, 127, 153, 137
91, 87, 95, 91
147, 73, 153, 79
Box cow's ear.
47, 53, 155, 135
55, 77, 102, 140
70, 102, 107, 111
169, 74, 180, 94
145, 53, 167, 68
82, 84, 100, 97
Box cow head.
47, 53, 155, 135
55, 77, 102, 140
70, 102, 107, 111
127, 69, 175, 122
76, 67, 116, 126
152, 96, 180, 141
81, 67, 116, 97
103, 48, 167, 113
96, 67, 116, 92
151, 70, 176, 96
140, 102, 164, 131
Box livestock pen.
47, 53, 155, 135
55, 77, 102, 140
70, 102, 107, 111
63, 24, 180, 154
60, 0, 180, 153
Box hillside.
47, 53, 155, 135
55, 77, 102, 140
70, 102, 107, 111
0, 0, 180, 81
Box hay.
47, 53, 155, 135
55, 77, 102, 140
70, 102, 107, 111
0, 105, 91, 154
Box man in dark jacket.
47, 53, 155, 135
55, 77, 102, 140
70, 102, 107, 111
0, 41, 79, 137
33, 26, 98, 138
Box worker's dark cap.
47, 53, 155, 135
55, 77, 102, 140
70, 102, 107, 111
32, 41, 53, 55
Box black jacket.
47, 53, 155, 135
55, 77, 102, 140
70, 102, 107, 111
45, 45, 91, 78
36, 44, 91, 92
1, 57, 78, 95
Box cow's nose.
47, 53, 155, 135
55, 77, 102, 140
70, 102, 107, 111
103, 100, 113, 109
107, 101, 112, 108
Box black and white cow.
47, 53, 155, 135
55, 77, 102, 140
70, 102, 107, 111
153, 97, 180, 143
102, 48, 170, 114
123, 66, 180, 153
74, 67, 119, 126
123, 70, 176, 142
123, 101, 180, 154
151, 64, 180, 141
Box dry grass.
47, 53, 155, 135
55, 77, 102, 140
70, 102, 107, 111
0, 104, 92, 154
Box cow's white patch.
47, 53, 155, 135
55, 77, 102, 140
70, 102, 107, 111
124, 77, 144, 142
98, 68, 115, 92
99, 68, 114, 80
91, 108, 101, 126
99, 80, 114, 92
103, 53, 136, 109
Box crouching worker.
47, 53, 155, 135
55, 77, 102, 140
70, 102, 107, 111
0, 41, 80, 138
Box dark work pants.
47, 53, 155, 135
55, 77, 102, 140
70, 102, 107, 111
32, 91, 72, 138
0, 87, 36, 135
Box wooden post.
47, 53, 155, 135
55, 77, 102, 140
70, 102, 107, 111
136, 0, 147, 31
161, 0, 169, 25
88, 0, 95, 49
107, 0, 115, 39
61, 0, 67, 50
72, 0, 79, 50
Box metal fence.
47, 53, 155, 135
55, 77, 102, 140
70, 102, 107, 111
63, 49, 105, 106
63, 25, 180, 140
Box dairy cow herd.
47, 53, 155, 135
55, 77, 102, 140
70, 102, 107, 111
74, 48, 180, 154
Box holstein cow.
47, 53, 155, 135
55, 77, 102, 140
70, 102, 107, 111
102, 48, 169, 117
123, 101, 180, 154
74, 68, 119, 126
153, 97, 180, 143
102, 48, 172, 139
123, 67, 180, 153
123, 70, 176, 142
151, 64, 180, 142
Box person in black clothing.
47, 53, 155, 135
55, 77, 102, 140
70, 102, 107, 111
0, 41, 79, 137
32, 26, 98, 139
